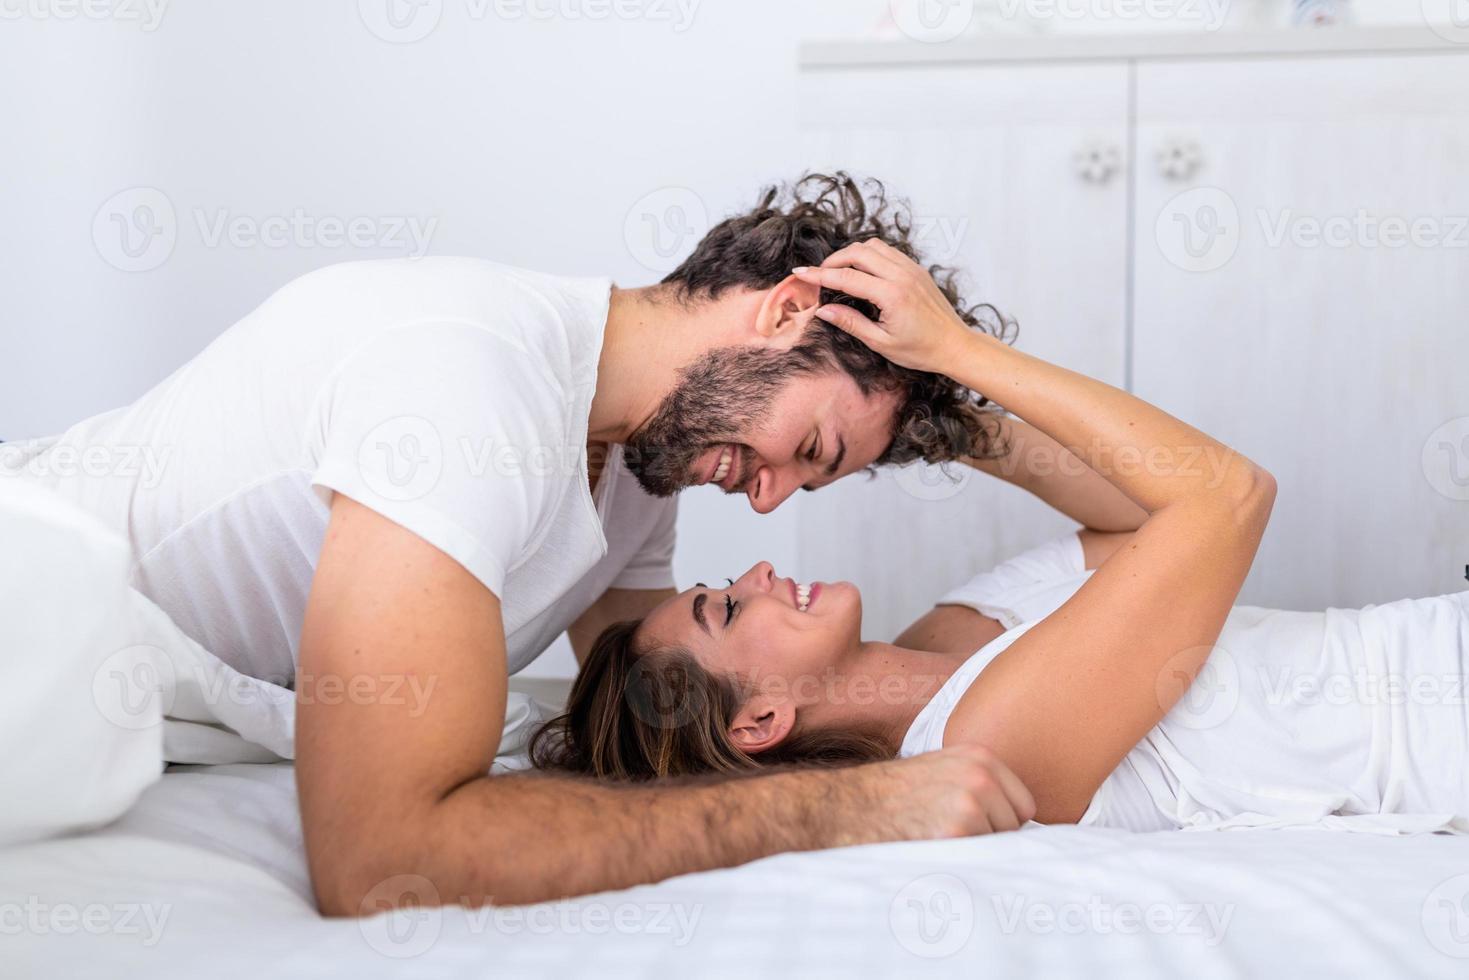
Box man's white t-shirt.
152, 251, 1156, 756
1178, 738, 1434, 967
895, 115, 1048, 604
5, 258, 677, 683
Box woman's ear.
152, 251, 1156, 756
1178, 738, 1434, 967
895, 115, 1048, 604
728, 699, 796, 754
751, 274, 822, 346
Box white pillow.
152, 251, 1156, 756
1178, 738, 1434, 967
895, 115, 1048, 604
0, 480, 165, 845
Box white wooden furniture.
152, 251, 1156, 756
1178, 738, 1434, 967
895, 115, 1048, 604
798, 29, 1469, 638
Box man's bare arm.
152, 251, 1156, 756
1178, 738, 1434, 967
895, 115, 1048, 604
567, 587, 676, 665
297, 495, 1035, 915
969, 416, 1147, 532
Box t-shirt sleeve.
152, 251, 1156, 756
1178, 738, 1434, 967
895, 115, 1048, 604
310, 321, 571, 598
935, 533, 1089, 628
610, 495, 678, 591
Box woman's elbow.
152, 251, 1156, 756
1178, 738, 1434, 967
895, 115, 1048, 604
1229, 462, 1277, 530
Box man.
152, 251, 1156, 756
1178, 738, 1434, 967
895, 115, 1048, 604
10, 174, 1140, 912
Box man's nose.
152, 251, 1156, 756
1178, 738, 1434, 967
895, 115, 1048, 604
747, 465, 801, 515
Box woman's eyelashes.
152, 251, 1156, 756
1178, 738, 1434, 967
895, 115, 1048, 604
723, 593, 737, 627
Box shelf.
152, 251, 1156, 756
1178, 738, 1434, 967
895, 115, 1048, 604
799, 24, 1463, 70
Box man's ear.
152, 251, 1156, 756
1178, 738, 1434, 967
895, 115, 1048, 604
728, 698, 796, 755
750, 274, 822, 347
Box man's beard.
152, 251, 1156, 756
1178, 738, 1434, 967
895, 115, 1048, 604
622, 346, 815, 497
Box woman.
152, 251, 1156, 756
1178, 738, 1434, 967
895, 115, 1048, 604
533, 242, 1469, 832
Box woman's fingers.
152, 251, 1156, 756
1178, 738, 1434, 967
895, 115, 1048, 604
818, 239, 905, 278
814, 303, 884, 347
981, 789, 1021, 834
956, 743, 1035, 833
791, 264, 893, 307
795, 239, 971, 374
991, 758, 1037, 825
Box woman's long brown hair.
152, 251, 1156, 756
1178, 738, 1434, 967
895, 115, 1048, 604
529, 620, 892, 781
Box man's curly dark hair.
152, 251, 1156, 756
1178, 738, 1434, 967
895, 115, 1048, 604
660, 172, 1015, 466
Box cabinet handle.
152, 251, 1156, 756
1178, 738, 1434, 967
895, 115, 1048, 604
1073, 140, 1122, 185
1156, 135, 1204, 181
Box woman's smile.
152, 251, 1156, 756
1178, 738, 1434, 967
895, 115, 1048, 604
792, 581, 822, 612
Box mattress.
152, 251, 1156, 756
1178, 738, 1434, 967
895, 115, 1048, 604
6, 760, 1469, 979
8, 447, 1466, 976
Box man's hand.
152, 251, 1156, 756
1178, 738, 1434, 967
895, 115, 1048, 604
792, 238, 974, 375
297, 495, 1036, 915
838, 744, 1037, 843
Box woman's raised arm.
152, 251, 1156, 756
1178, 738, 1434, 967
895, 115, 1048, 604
794, 244, 1274, 822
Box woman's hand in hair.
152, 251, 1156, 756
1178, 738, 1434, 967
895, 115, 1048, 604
792, 239, 974, 376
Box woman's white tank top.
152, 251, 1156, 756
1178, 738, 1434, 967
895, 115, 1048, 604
900, 535, 1469, 833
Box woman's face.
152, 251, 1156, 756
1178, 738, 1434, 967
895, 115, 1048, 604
637, 561, 864, 700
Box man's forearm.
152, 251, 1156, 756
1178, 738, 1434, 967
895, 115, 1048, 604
312, 742, 1035, 915
968, 416, 1147, 532
322, 765, 860, 913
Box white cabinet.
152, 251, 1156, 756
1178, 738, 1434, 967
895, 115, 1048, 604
799, 62, 1130, 639
1133, 52, 1469, 608
800, 38, 1468, 634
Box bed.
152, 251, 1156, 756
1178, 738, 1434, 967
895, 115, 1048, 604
5, 485, 1468, 978
7, 745, 1469, 978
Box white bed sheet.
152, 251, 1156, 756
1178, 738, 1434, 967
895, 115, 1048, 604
5, 761, 1469, 979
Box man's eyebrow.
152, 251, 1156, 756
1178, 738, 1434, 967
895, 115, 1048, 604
825, 436, 847, 477
801, 435, 849, 493
691, 592, 710, 635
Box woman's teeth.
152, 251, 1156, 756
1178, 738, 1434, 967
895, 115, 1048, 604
796, 583, 812, 611
713, 446, 732, 483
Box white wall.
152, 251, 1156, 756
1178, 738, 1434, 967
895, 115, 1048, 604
0, 0, 903, 676
1, 1, 1447, 677
3, 1, 1436, 438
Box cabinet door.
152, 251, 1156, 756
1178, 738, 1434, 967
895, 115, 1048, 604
797, 63, 1130, 640
1134, 52, 1469, 610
